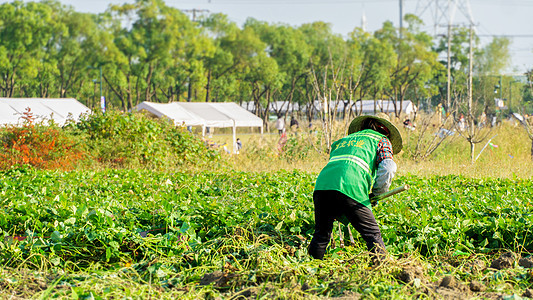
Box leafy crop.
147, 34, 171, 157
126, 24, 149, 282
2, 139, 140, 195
1, 169, 532, 298
0, 169, 315, 267
379, 175, 533, 255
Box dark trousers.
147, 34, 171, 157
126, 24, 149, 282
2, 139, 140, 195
308, 190, 386, 260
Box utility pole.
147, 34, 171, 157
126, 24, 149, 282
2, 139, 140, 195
88, 65, 104, 113
467, 23, 473, 118
397, 0, 404, 116
182, 8, 209, 22
446, 23, 452, 111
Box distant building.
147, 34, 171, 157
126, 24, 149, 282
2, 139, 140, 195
240, 100, 417, 116
349, 100, 417, 115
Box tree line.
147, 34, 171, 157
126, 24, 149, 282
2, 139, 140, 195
1, 0, 528, 123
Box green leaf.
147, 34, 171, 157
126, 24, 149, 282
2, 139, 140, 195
51, 231, 62, 243
275, 221, 283, 231
452, 249, 469, 257
64, 217, 76, 225
105, 247, 112, 262
50, 256, 61, 266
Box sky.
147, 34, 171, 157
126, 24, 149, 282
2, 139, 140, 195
3, 0, 533, 73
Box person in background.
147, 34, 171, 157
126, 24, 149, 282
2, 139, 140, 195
308, 113, 403, 264
403, 118, 415, 131
480, 112, 487, 128
458, 114, 466, 131
290, 115, 299, 133
236, 138, 242, 154
435, 103, 446, 126
203, 138, 216, 149
275, 115, 285, 135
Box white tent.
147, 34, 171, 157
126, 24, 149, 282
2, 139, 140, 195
350, 100, 417, 115
39, 98, 92, 122
206, 102, 264, 127
136, 101, 264, 153
178, 102, 235, 128
0, 102, 21, 125
135, 102, 204, 126
0, 98, 91, 126
311, 100, 417, 115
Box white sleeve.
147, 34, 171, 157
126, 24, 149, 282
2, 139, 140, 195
372, 158, 397, 196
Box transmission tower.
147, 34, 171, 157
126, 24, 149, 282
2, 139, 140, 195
415, 0, 475, 36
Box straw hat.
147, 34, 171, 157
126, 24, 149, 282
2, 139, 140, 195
347, 113, 403, 154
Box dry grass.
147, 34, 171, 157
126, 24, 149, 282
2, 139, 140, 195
211, 118, 533, 179
397, 120, 533, 178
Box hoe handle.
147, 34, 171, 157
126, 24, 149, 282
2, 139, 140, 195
371, 184, 409, 204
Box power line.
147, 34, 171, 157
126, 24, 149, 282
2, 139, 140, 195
478, 34, 533, 38
471, 0, 533, 6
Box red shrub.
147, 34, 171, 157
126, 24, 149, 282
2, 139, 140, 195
0, 108, 85, 170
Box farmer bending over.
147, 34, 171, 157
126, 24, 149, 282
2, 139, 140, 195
308, 113, 403, 263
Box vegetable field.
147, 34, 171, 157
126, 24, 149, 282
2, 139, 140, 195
1, 168, 533, 298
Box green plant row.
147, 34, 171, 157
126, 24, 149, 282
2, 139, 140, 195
380, 175, 533, 255
1, 169, 532, 264
0, 169, 532, 298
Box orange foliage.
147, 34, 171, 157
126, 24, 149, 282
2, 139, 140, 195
0, 108, 85, 170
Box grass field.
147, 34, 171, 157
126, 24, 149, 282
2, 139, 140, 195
212, 119, 533, 179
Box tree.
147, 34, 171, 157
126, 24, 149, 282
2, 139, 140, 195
473, 36, 512, 112
101, 0, 213, 111
434, 26, 473, 114
0, 1, 58, 97
457, 26, 495, 163
476, 37, 511, 75
515, 69, 533, 159
347, 28, 396, 117
249, 22, 310, 118
50, 4, 103, 102
228, 19, 283, 126
378, 15, 441, 119
201, 13, 237, 103
300, 22, 348, 152
201, 13, 259, 104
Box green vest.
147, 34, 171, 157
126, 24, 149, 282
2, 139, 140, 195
314, 129, 384, 208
